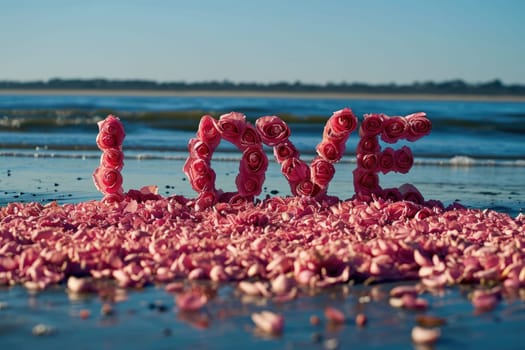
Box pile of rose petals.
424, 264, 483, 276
1, 188, 524, 296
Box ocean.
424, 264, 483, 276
1, 94, 524, 162
1, 93, 525, 349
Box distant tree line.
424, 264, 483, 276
1, 78, 524, 95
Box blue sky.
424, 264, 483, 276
1, 0, 524, 84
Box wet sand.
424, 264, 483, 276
1, 157, 524, 349
1, 156, 523, 215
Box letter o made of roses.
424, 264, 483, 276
185, 114, 268, 208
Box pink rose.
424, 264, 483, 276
359, 113, 384, 137
241, 146, 268, 174
381, 116, 407, 143
188, 138, 212, 161
310, 157, 335, 186
292, 179, 321, 197
197, 115, 221, 149
191, 171, 216, 192
399, 183, 424, 204
235, 172, 264, 197
225, 192, 249, 207
357, 152, 379, 172
281, 157, 310, 183
322, 124, 349, 143
240, 124, 261, 150
352, 168, 380, 194
102, 192, 125, 203
101, 148, 124, 170
357, 136, 380, 154
405, 112, 431, 141
185, 158, 216, 192
384, 200, 417, 220
195, 191, 217, 210
93, 166, 123, 194
381, 187, 402, 202
217, 112, 246, 145
316, 140, 345, 163
189, 158, 213, 178
273, 141, 299, 163
394, 146, 413, 174
378, 147, 395, 174
255, 116, 291, 146
96, 115, 125, 150
329, 108, 357, 134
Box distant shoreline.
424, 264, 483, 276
1, 89, 525, 102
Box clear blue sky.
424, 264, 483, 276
1, 0, 524, 84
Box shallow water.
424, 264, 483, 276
1, 156, 523, 216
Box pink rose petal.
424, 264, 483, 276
251, 311, 284, 335
176, 290, 208, 312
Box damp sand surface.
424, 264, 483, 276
1, 156, 524, 349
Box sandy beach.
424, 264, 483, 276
1, 88, 525, 102
1, 155, 525, 350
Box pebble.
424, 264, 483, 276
311, 332, 323, 343
323, 337, 339, 350
148, 300, 168, 313
32, 324, 56, 336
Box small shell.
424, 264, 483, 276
411, 326, 441, 344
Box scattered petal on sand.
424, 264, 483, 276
251, 310, 284, 335
324, 306, 345, 324
471, 289, 500, 312
175, 290, 208, 312
355, 313, 367, 327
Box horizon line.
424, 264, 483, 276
0, 77, 520, 87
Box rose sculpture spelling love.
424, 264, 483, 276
93, 109, 432, 208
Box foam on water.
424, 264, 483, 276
2, 150, 525, 169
